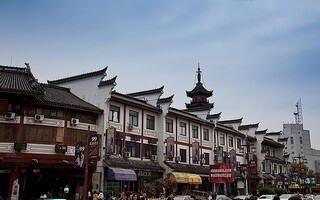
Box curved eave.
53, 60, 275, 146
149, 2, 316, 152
127, 85, 164, 97
98, 76, 117, 87
48, 66, 108, 84
261, 139, 284, 148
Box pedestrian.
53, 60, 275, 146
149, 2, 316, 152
167, 193, 174, 200
64, 185, 69, 199
98, 191, 104, 200
93, 191, 99, 200
140, 192, 148, 200
159, 193, 165, 200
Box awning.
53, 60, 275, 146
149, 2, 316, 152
169, 172, 202, 184
107, 167, 137, 181
187, 173, 202, 184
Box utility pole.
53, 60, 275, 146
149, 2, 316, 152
82, 126, 91, 200
293, 153, 307, 194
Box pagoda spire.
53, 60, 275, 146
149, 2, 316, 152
197, 63, 201, 83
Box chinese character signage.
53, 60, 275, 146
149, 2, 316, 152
215, 146, 223, 164
75, 142, 85, 167
166, 137, 174, 160
106, 127, 115, 155
192, 142, 199, 162
210, 164, 234, 182
249, 160, 257, 175
89, 134, 99, 159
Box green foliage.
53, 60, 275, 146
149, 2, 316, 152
259, 187, 275, 195
307, 169, 314, 177
274, 188, 287, 196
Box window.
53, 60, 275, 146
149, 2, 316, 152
126, 141, 140, 158
219, 134, 225, 145
236, 138, 241, 149
143, 144, 157, 158
203, 128, 209, 141
146, 115, 155, 130
109, 105, 120, 122
279, 165, 283, 174
129, 110, 138, 126
192, 125, 198, 138
24, 125, 57, 144
180, 149, 187, 162
0, 124, 18, 142
228, 136, 234, 147
204, 153, 209, 165
179, 122, 186, 136
290, 137, 294, 144
299, 137, 303, 144
165, 118, 173, 133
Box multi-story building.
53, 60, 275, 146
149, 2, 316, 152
282, 123, 315, 172
49, 64, 295, 196
0, 65, 102, 199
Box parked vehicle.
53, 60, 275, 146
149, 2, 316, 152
233, 195, 251, 200
280, 194, 294, 200
258, 195, 275, 200
216, 195, 232, 200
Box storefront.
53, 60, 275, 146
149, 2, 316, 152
104, 156, 164, 195
165, 162, 210, 194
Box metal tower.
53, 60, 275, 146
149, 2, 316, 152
293, 98, 303, 124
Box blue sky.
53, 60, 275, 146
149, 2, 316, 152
1, 1, 320, 148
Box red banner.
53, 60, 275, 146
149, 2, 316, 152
210, 164, 233, 182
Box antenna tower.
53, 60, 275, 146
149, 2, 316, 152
293, 98, 303, 124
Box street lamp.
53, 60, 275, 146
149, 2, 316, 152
240, 142, 256, 195
292, 153, 307, 194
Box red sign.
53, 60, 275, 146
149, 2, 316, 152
89, 134, 100, 159
210, 164, 234, 182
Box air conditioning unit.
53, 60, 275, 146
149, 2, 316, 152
70, 118, 79, 125
14, 142, 27, 151
175, 155, 181, 162
125, 152, 131, 158
5, 112, 16, 120
34, 114, 44, 122
55, 143, 68, 154
151, 155, 157, 161
128, 124, 134, 131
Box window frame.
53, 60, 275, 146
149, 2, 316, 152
129, 110, 139, 126
146, 114, 155, 130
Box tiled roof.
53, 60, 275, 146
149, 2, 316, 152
186, 82, 213, 97
255, 129, 268, 135
126, 86, 164, 97
168, 107, 215, 126
216, 124, 246, 138
34, 84, 102, 113
48, 67, 108, 84
0, 65, 44, 95
265, 131, 281, 136
184, 102, 214, 111
164, 162, 209, 174
98, 76, 117, 87
206, 112, 221, 120
262, 137, 284, 148
111, 91, 162, 113
104, 157, 165, 172
218, 118, 243, 124
238, 123, 260, 130
157, 95, 174, 104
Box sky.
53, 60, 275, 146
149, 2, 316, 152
1, 1, 320, 148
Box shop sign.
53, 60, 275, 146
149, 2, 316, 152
89, 134, 100, 159
249, 160, 257, 175
137, 171, 152, 177
210, 164, 233, 182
